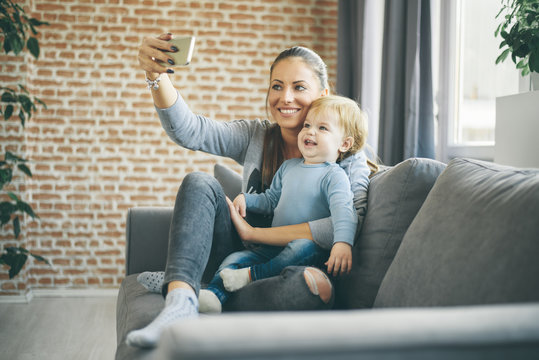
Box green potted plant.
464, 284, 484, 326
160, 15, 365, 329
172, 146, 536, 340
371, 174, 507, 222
1, 0, 49, 279
495, 0, 539, 90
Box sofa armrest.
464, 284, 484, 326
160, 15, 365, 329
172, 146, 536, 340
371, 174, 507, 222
125, 164, 241, 275
125, 207, 173, 275
155, 303, 539, 359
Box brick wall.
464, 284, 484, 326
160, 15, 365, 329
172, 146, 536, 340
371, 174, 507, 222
0, 0, 338, 296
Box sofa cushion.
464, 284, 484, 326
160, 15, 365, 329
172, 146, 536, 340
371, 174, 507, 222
214, 163, 242, 199
335, 158, 446, 309
374, 158, 539, 307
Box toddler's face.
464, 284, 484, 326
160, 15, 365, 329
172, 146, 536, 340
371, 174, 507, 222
298, 109, 351, 164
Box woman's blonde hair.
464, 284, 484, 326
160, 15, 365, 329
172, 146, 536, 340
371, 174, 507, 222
308, 95, 379, 173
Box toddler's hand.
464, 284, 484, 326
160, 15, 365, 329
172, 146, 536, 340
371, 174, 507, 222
325, 242, 352, 277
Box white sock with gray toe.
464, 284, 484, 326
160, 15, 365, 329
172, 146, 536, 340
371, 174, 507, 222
220, 268, 251, 292
198, 289, 222, 313
126, 288, 198, 348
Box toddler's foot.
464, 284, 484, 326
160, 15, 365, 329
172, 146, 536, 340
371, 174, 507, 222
126, 288, 198, 348
137, 271, 164, 293
220, 268, 251, 292
199, 289, 222, 313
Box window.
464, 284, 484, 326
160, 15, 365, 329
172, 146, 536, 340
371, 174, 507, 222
434, 0, 521, 162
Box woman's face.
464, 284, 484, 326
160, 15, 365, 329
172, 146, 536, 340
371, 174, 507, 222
267, 57, 327, 133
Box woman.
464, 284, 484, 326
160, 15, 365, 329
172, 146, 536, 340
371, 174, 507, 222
127, 33, 374, 348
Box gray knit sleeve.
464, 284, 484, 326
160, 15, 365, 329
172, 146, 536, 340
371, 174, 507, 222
309, 151, 371, 249
156, 91, 267, 165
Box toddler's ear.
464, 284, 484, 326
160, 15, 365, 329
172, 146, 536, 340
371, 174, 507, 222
339, 136, 354, 153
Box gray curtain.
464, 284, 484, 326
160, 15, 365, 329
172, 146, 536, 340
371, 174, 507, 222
378, 0, 434, 165
337, 0, 365, 101
337, 0, 435, 166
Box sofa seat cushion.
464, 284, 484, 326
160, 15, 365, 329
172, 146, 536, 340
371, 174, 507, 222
374, 158, 539, 307
335, 158, 446, 309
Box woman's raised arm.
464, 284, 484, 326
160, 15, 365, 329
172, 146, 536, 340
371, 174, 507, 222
137, 33, 178, 108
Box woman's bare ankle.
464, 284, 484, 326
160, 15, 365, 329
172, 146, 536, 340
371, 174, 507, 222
168, 280, 195, 294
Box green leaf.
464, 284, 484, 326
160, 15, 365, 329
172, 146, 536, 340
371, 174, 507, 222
8, 192, 18, 202
1, 91, 16, 103
0, 168, 13, 187
5, 151, 25, 162
5, 151, 17, 162
4, 104, 13, 120
17, 163, 32, 177
17, 200, 38, 219
496, 48, 511, 64
3, 36, 12, 53
28, 18, 49, 28
27, 37, 39, 59
0, 248, 29, 278
495, 23, 502, 37
30, 253, 50, 265
0, 201, 16, 225
35, 97, 47, 109
7, 253, 27, 279
13, 215, 20, 239
18, 94, 33, 115
19, 110, 25, 127
7, 33, 24, 55
17, 84, 29, 94
516, 58, 528, 69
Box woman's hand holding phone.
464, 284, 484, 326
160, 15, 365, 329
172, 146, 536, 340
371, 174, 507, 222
137, 33, 195, 75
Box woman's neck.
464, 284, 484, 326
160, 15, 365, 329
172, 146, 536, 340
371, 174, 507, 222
280, 128, 302, 160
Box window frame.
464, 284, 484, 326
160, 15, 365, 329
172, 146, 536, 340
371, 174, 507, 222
436, 0, 494, 163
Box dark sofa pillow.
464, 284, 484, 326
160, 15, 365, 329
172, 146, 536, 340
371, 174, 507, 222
335, 158, 446, 309
374, 158, 539, 307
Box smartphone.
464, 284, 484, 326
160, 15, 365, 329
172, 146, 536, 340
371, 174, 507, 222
158, 36, 196, 67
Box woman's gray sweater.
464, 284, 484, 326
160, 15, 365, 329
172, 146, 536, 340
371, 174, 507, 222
156, 92, 370, 249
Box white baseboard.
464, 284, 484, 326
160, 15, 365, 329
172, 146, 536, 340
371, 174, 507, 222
0, 290, 33, 304
0, 288, 119, 303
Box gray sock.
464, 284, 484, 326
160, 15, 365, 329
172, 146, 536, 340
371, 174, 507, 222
137, 271, 165, 293
126, 288, 198, 348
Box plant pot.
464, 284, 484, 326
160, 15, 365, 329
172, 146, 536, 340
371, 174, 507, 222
495, 91, 539, 168
531, 72, 539, 91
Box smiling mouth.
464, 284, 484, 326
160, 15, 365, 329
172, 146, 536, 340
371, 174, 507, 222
304, 139, 317, 146
279, 108, 300, 114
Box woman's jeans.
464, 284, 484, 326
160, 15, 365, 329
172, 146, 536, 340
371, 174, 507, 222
162, 171, 333, 310
207, 239, 328, 303
163, 172, 243, 297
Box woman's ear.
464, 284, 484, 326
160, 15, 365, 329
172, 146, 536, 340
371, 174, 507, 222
339, 136, 354, 153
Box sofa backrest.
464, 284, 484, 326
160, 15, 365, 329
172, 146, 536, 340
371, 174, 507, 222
374, 158, 539, 307
335, 158, 446, 309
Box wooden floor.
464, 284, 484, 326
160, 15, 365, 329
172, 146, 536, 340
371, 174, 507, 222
0, 296, 117, 360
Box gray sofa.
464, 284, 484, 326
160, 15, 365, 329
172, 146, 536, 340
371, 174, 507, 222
116, 157, 539, 359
